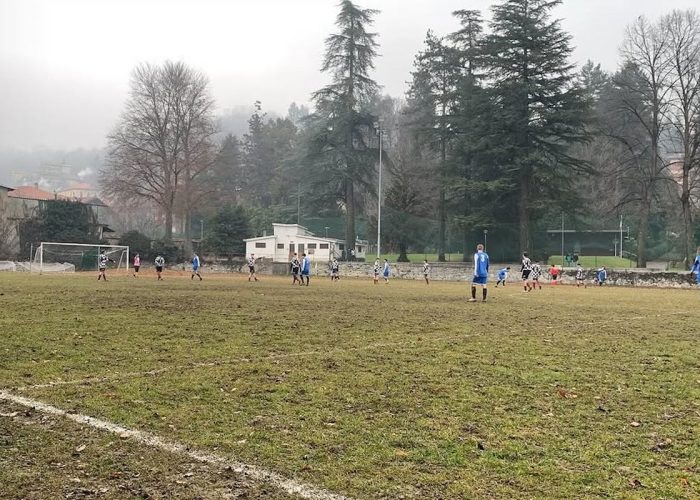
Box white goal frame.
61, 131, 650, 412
33, 242, 130, 274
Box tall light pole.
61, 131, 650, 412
324, 226, 329, 238
483, 229, 488, 249
561, 212, 565, 267
374, 119, 383, 259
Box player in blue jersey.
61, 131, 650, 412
690, 247, 700, 285
191, 252, 202, 280
301, 252, 311, 286
382, 259, 390, 284
469, 244, 490, 302
596, 266, 607, 286
495, 266, 510, 287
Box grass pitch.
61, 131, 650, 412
1, 271, 699, 498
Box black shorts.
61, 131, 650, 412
249, 266, 255, 273
156, 266, 163, 273
522, 270, 531, 280
99, 267, 106, 272
134, 266, 140, 272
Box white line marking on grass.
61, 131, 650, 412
15, 334, 469, 392
0, 390, 351, 500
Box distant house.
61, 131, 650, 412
57, 182, 100, 201
243, 223, 367, 262
0, 185, 113, 256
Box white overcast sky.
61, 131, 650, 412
0, 0, 698, 150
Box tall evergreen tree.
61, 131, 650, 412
306, 0, 380, 258
484, 0, 589, 252
406, 31, 461, 261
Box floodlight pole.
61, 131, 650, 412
619, 214, 623, 260
375, 119, 383, 259
561, 213, 565, 267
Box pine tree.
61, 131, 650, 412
484, 0, 589, 253
405, 31, 461, 261
306, 0, 381, 258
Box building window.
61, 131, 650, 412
308, 243, 317, 249
357, 246, 363, 252
339, 244, 345, 250
255, 242, 266, 248
277, 243, 284, 249
320, 243, 329, 249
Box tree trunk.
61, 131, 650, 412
164, 208, 173, 242
398, 241, 409, 262
519, 171, 530, 253
637, 189, 650, 268
681, 174, 693, 267
438, 137, 447, 262
345, 178, 355, 260
462, 191, 470, 262
183, 160, 193, 255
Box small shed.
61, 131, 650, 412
244, 223, 366, 262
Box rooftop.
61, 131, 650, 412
8, 185, 58, 201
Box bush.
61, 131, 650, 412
119, 230, 153, 260
151, 239, 182, 266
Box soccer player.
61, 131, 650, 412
290, 253, 301, 285
469, 244, 490, 302
154, 254, 165, 281
247, 253, 259, 282
330, 258, 340, 281
531, 262, 543, 290
549, 264, 560, 285
596, 266, 607, 286
382, 259, 390, 284
301, 252, 311, 286
691, 247, 700, 285
191, 252, 202, 280
97, 249, 114, 281
132, 253, 141, 277
423, 259, 431, 285
575, 263, 586, 288
521, 252, 533, 291
373, 259, 380, 284
495, 266, 510, 287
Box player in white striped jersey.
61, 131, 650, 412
531, 262, 542, 290
248, 254, 259, 282
423, 260, 430, 285
154, 254, 165, 281
97, 250, 114, 281
521, 252, 533, 291
575, 263, 586, 288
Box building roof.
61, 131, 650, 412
8, 185, 57, 201
0, 184, 14, 191
59, 181, 96, 192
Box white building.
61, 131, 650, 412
244, 223, 367, 262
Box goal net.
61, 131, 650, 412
32, 243, 129, 274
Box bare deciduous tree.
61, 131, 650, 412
663, 9, 700, 265
101, 61, 217, 244
614, 16, 675, 267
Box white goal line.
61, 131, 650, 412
0, 390, 351, 500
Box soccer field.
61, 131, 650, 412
1, 272, 699, 499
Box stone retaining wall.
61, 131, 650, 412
204, 261, 699, 289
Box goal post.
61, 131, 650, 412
32, 242, 130, 274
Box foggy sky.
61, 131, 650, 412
1, 0, 698, 151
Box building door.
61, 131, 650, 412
289, 243, 295, 255
298, 243, 304, 255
